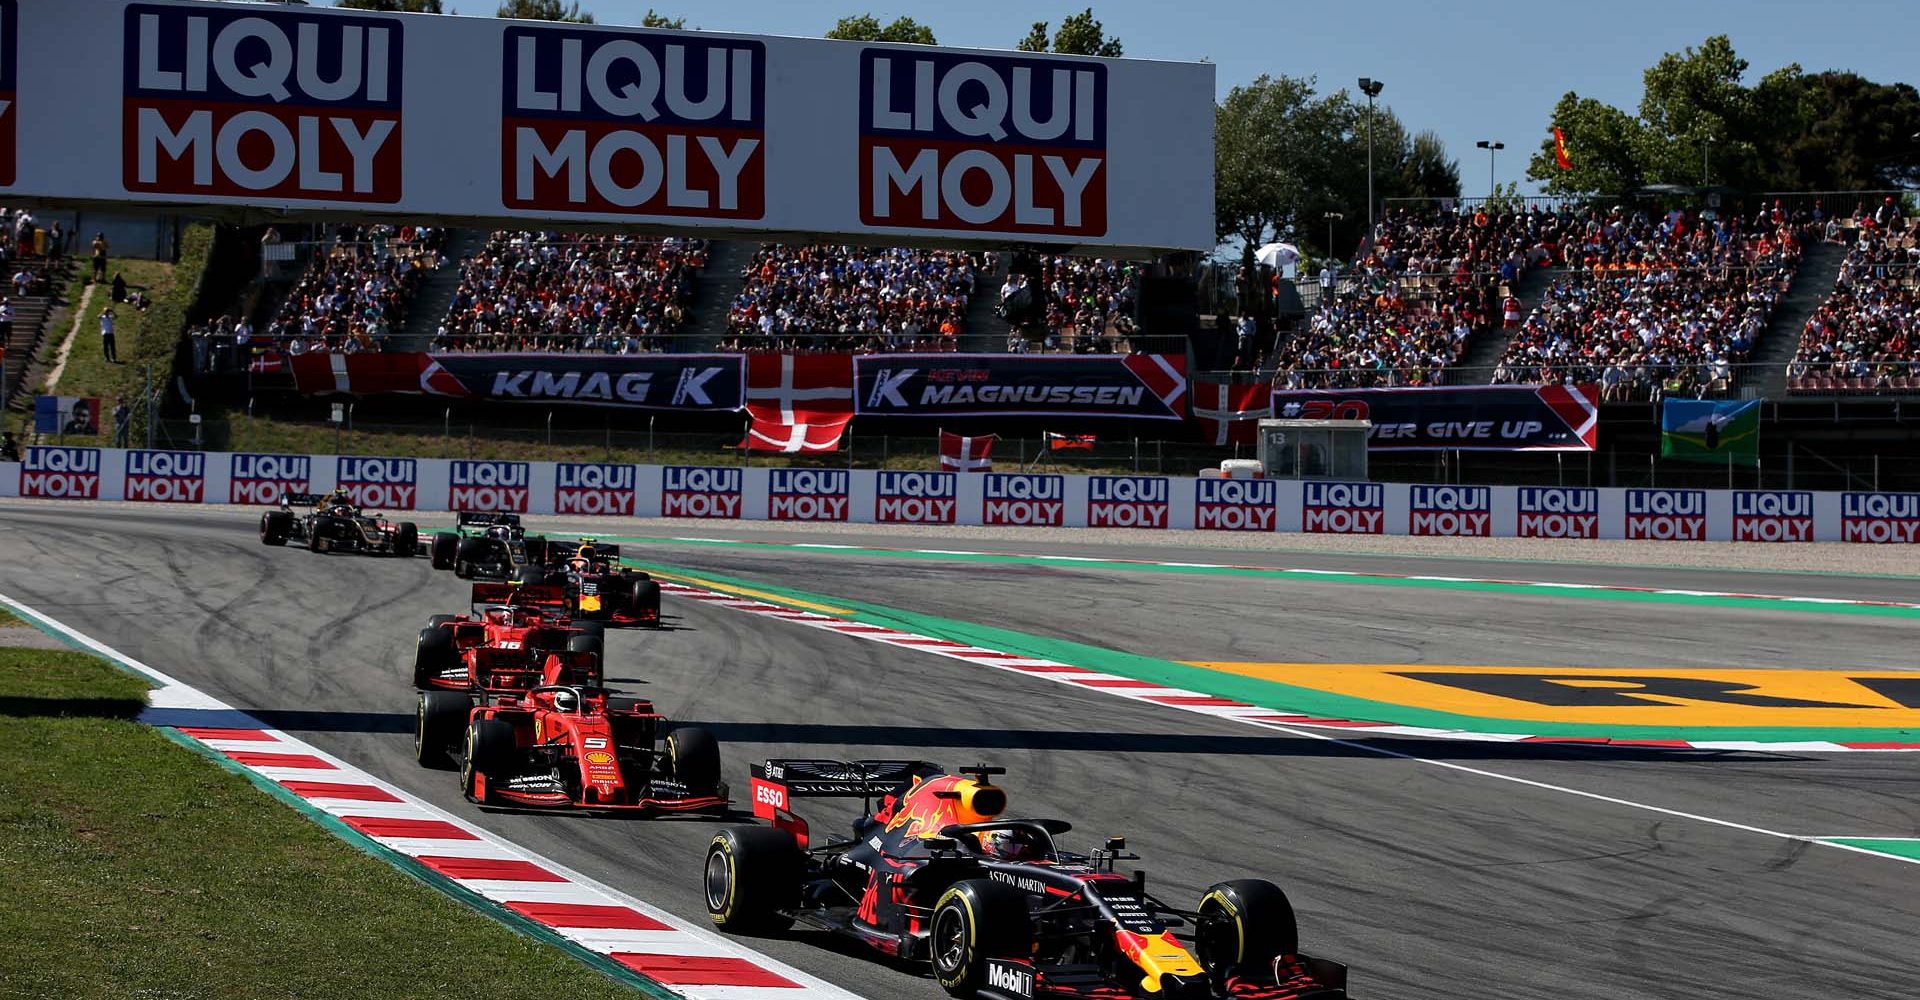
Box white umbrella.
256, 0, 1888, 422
1254, 242, 1300, 271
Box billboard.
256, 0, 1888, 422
1270, 385, 1600, 452
854, 354, 1187, 420
19, 0, 1213, 254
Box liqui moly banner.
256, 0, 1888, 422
1270, 385, 1600, 452
123, 4, 404, 204
554, 462, 635, 516
860, 49, 1104, 238
0, 0, 17, 188
855, 354, 1186, 420
449, 460, 530, 513
768, 469, 849, 522
502, 24, 764, 220
336, 456, 417, 510
1841, 492, 1920, 544
20, 447, 101, 499
1625, 488, 1706, 541
1086, 475, 1168, 529
875, 471, 956, 524
229, 453, 311, 504
1302, 482, 1384, 534
982, 473, 1063, 526
1194, 478, 1275, 532
1516, 487, 1598, 539
124, 449, 206, 503
1731, 491, 1813, 543
661, 466, 740, 519
1408, 486, 1491, 537
19, 1, 1212, 254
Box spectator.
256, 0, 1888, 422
259, 223, 445, 357
0, 297, 11, 343
1791, 224, 1920, 391
0, 431, 19, 463
112, 399, 132, 448
91, 232, 109, 283
99, 307, 119, 363
725, 244, 976, 354
10, 267, 31, 297
435, 231, 703, 353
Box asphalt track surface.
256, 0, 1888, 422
2, 502, 1916, 999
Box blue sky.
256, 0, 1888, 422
445, 0, 1919, 195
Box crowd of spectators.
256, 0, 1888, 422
1491, 207, 1801, 399
1000, 256, 1139, 353
1790, 209, 1919, 391
722, 245, 979, 353
249, 224, 446, 358
433, 233, 705, 353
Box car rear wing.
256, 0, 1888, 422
282, 492, 324, 507
750, 759, 937, 846
558, 538, 620, 560
458, 511, 522, 527
470, 582, 567, 610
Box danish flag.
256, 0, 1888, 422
743, 414, 852, 453
742, 353, 856, 453
939, 431, 995, 472
1191, 381, 1272, 446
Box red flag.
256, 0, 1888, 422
745, 352, 853, 424
1553, 128, 1572, 171
743, 413, 852, 453
1190, 381, 1272, 446
939, 430, 996, 472
1045, 432, 1096, 452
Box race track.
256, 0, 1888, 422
2, 501, 1916, 1000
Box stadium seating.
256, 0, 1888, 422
721, 244, 979, 353
259, 224, 446, 355
433, 232, 705, 353
1788, 224, 1918, 393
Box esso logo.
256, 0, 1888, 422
20, 446, 102, 499
984, 474, 1062, 501
1302, 482, 1382, 509
770, 469, 848, 496
878, 471, 956, 499
230, 453, 311, 504
1841, 492, 1920, 544
1409, 486, 1490, 512
125, 450, 207, 504
751, 779, 787, 811
1517, 487, 1598, 514
554, 463, 635, 516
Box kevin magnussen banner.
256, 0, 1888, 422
1269, 384, 1599, 452
854, 354, 1186, 420
290, 352, 745, 411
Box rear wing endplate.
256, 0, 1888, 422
458, 511, 523, 527
470, 582, 567, 609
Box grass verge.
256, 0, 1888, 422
0, 647, 644, 1000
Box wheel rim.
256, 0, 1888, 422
414, 698, 426, 753
932, 905, 967, 972
1194, 899, 1234, 968
703, 849, 731, 911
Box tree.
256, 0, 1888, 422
337, 0, 444, 10
639, 10, 684, 29
496, 0, 592, 22
1776, 73, 1920, 190
1016, 8, 1122, 57
1400, 130, 1462, 201
1214, 75, 1360, 261
826, 14, 936, 44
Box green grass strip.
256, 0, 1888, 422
1822, 838, 1920, 862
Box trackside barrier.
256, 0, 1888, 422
2, 449, 1916, 543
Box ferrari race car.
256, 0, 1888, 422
411, 584, 604, 693
429, 512, 549, 581
259, 491, 419, 556
415, 683, 727, 814
705, 761, 1349, 1000
528, 540, 661, 626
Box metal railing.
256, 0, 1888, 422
1190, 361, 1920, 399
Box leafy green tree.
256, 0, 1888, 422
1776, 73, 1920, 190
496, 0, 592, 22
1215, 75, 1360, 260
639, 10, 685, 29
1400, 130, 1462, 201
826, 14, 936, 44
1017, 8, 1122, 57
336, 0, 444, 11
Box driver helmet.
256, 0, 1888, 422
483, 606, 516, 626
978, 827, 1045, 862
487, 525, 512, 540
550, 688, 579, 713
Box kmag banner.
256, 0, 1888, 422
291, 353, 745, 411
854, 354, 1186, 420
1270, 385, 1600, 452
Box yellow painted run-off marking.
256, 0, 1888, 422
644, 568, 855, 616
1182, 663, 1920, 730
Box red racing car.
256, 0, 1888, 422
412, 584, 604, 693
415, 684, 726, 815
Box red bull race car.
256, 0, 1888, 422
531, 540, 661, 627
704, 761, 1349, 999
260, 490, 419, 556
411, 584, 604, 693
414, 683, 726, 815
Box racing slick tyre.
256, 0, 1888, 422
565, 631, 604, 661
665, 726, 721, 796
461, 718, 517, 801
431, 532, 458, 570
524, 535, 547, 567
260, 511, 292, 546
415, 690, 471, 769
394, 522, 419, 558
930, 879, 1032, 996
455, 537, 488, 578
414, 625, 458, 689
427, 614, 456, 628
633, 578, 662, 624
574, 620, 606, 640
1194, 879, 1299, 974
705, 826, 801, 932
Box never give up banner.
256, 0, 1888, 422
10, 0, 1213, 255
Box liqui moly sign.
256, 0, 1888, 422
1195, 478, 1275, 532
555, 463, 635, 516
125, 449, 206, 503
1408, 485, 1491, 537
1625, 489, 1705, 541
21, 446, 100, 499
1516, 487, 1598, 538
1732, 491, 1813, 543
229, 453, 310, 504
448, 460, 530, 513
1086, 476, 1167, 529
336, 456, 416, 509
661, 466, 740, 518
983, 473, 1063, 526
123, 4, 403, 202
1302, 482, 1383, 534
876, 471, 956, 524
1842, 492, 1920, 544
502, 25, 765, 218
860, 50, 1106, 237
768, 469, 848, 522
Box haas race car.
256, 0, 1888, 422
411, 584, 605, 693
706, 762, 1349, 1000
259, 490, 419, 556
415, 684, 727, 815
528, 540, 661, 627
430, 512, 549, 581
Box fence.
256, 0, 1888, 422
1189, 361, 1920, 400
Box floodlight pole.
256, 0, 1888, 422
1358, 78, 1385, 243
